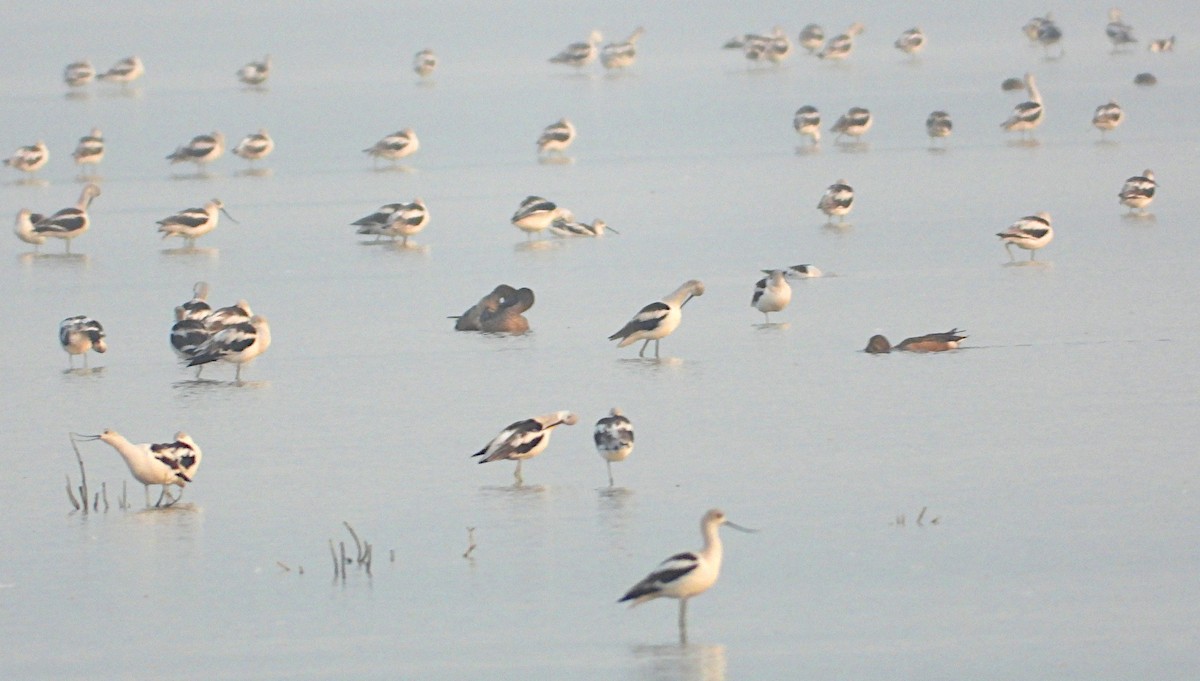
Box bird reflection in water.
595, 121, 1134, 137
632, 642, 726, 681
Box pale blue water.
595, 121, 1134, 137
1, 3, 1198, 680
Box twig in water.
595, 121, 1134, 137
916, 506, 927, 526
92, 491, 100, 511
101, 482, 109, 511
68, 433, 90, 515
66, 475, 81, 511
344, 521, 364, 563
339, 541, 347, 581
364, 544, 373, 577
463, 527, 477, 559
277, 561, 292, 572
389, 549, 396, 563
328, 540, 338, 577
120, 481, 129, 511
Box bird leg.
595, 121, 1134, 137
144, 484, 152, 508
1004, 243, 1015, 261
654, 339, 661, 358
607, 461, 614, 487
513, 460, 524, 486
83, 353, 89, 369
678, 599, 689, 643
155, 486, 168, 507
638, 339, 651, 358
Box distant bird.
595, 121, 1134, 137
818, 22, 864, 60
996, 212, 1054, 260
1092, 101, 1124, 136
1133, 72, 1157, 86
594, 408, 634, 486
1148, 36, 1174, 52
830, 107, 872, 141
1022, 15, 1050, 43
356, 198, 428, 246
170, 306, 211, 367
1001, 73, 1044, 138
59, 315, 107, 368
549, 211, 616, 237
601, 28, 645, 69
33, 183, 101, 253
609, 280, 705, 358
1118, 169, 1156, 214
80, 430, 201, 507
1036, 18, 1063, 57
64, 60, 95, 87
166, 131, 225, 169
510, 195, 563, 239
479, 287, 535, 334
363, 128, 419, 166
619, 509, 756, 639
187, 315, 272, 382
798, 24, 825, 53
71, 128, 105, 171
894, 27, 926, 55
205, 300, 253, 332
1001, 77, 1026, 91
177, 282, 213, 321
817, 180, 854, 222
351, 202, 406, 235
751, 270, 792, 323
537, 118, 576, 155
98, 56, 144, 84
237, 55, 271, 86
451, 285, 519, 331
763, 27, 793, 63
14, 208, 46, 251
413, 49, 437, 77
472, 411, 579, 484
4, 141, 49, 174
1106, 9, 1136, 50
926, 111, 953, 143
157, 199, 238, 247
550, 30, 603, 67
865, 329, 967, 354
793, 105, 821, 145
232, 129, 274, 163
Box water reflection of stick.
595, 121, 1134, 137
463, 527, 477, 559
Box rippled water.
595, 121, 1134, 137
1, 2, 1198, 680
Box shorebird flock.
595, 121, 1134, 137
10, 7, 1179, 642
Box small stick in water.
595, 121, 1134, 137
277, 561, 292, 572
66, 475, 81, 510
344, 521, 364, 563
463, 527, 477, 559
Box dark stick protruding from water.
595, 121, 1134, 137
463, 527, 477, 559
66, 475, 81, 510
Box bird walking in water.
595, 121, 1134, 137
76, 430, 201, 507
594, 408, 634, 486
996, 212, 1054, 260
33, 183, 101, 253
609, 280, 705, 358
619, 509, 756, 642
472, 411, 579, 485
59, 316, 107, 368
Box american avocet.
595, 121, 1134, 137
59, 315, 107, 368
98, 56, 144, 84
550, 31, 602, 67
793, 106, 821, 145
33, 183, 101, 253
830, 107, 872, 141
451, 285, 519, 331
1092, 101, 1124, 136
1001, 73, 1044, 138
798, 24, 825, 53
609, 280, 705, 358
71, 128, 104, 171
549, 211, 617, 237
363, 128, 419, 166
232, 129, 274, 163
894, 27, 926, 55
817, 180, 854, 222
619, 509, 755, 639
166, 132, 225, 169
537, 118, 576, 155
817, 23, 864, 60
594, 408, 634, 486
479, 287, 534, 334
14, 209, 46, 251
1118, 169, 1156, 214
751, 270, 792, 323
1036, 19, 1063, 57
1001, 77, 1025, 91
865, 328, 967, 354
413, 49, 437, 77
4, 141, 49, 174
178, 282, 212, 321
78, 430, 201, 507
188, 314, 271, 382
64, 60, 95, 87
787, 264, 823, 278
237, 55, 271, 86
472, 411, 579, 484
601, 28, 645, 69
997, 212, 1053, 260
205, 300, 252, 331
1106, 9, 1136, 51
377, 199, 429, 245
351, 202, 405, 235
1134, 72, 1157, 86
1023, 15, 1050, 43
511, 195, 563, 239
926, 111, 953, 143
764, 27, 793, 63
1148, 36, 1174, 52
157, 199, 238, 247
170, 307, 211, 366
